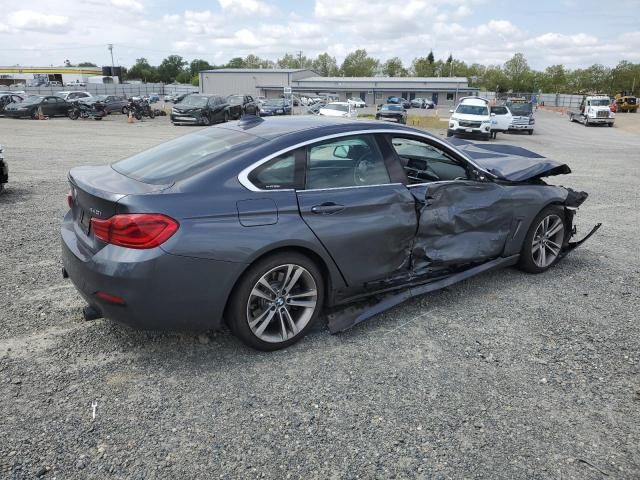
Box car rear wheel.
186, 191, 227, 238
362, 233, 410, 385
223, 111, 229, 123
228, 252, 324, 351
518, 205, 566, 274
201, 114, 210, 126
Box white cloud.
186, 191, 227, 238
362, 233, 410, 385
110, 0, 144, 13
217, 0, 273, 16
8, 10, 70, 33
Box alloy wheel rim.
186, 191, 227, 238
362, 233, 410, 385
246, 264, 318, 343
532, 214, 564, 268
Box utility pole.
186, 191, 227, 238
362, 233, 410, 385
107, 44, 115, 70
297, 50, 303, 68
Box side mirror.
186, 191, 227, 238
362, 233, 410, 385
333, 145, 349, 159
449, 109, 454, 113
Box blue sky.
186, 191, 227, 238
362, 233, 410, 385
0, 0, 637, 70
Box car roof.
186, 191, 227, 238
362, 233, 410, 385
214, 116, 417, 142
458, 98, 489, 106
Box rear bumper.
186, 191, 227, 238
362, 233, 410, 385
61, 212, 246, 332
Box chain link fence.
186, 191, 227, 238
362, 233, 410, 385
2, 83, 198, 99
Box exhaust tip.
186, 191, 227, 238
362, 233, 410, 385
82, 305, 102, 321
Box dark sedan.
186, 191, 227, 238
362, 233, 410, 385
227, 94, 260, 118
376, 104, 407, 124
0, 94, 24, 115
80, 95, 129, 114
259, 99, 291, 116
171, 94, 231, 125
61, 117, 599, 351
4, 95, 69, 118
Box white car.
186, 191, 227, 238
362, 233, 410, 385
347, 97, 367, 108
319, 102, 358, 118
55, 91, 93, 102
447, 97, 495, 140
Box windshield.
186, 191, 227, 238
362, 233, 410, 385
590, 99, 610, 106
382, 105, 402, 111
456, 104, 488, 115
227, 95, 243, 105
112, 128, 264, 185
178, 95, 209, 107
508, 103, 532, 115
324, 103, 349, 112
22, 96, 43, 104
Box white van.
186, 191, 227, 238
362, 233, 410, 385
448, 97, 494, 140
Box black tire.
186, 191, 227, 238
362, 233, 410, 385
446, 130, 454, 137
528, 129, 533, 135
518, 205, 567, 274
223, 111, 229, 123
608, 123, 613, 127
68, 110, 78, 120
201, 114, 210, 126
483, 133, 491, 141
134, 112, 142, 120
227, 252, 325, 351
149, 110, 155, 119
121, 107, 128, 115
94, 117, 102, 121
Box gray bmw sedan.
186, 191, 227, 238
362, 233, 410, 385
61, 116, 598, 350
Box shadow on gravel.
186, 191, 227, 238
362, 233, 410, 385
0, 186, 31, 204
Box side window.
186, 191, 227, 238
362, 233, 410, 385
390, 137, 468, 183
249, 150, 301, 190
247, 96, 253, 102
491, 106, 508, 115
306, 135, 390, 190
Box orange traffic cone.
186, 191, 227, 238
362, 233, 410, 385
127, 111, 134, 124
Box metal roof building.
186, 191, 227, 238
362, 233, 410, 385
199, 68, 478, 105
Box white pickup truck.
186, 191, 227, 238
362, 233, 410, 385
569, 95, 615, 127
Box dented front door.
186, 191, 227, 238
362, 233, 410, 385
408, 180, 514, 270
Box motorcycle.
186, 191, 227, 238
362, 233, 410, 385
68, 101, 106, 121
125, 99, 154, 120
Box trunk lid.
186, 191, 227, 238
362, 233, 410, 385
67, 165, 171, 253
448, 138, 571, 181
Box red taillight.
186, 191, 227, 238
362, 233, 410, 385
91, 213, 179, 249
67, 191, 74, 209
95, 291, 126, 305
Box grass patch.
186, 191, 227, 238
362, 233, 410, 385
406, 115, 448, 129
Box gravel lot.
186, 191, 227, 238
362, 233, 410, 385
0, 111, 638, 479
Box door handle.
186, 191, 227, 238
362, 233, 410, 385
310, 202, 345, 215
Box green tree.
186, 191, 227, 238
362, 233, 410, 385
312, 52, 339, 76
541, 64, 567, 93
226, 57, 245, 68
126, 58, 159, 83
340, 49, 379, 77
277, 53, 313, 69
503, 53, 531, 92
157, 55, 188, 83
427, 50, 435, 64
191, 75, 200, 86
382, 57, 406, 77
77, 62, 97, 67
189, 59, 212, 76
411, 56, 434, 76
479, 66, 508, 92
175, 70, 192, 84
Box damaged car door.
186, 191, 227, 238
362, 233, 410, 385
296, 134, 417, 286
387, 135, 514, 271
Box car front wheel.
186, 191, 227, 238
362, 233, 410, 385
518, 205, 566, 273
228, 252, 324, 351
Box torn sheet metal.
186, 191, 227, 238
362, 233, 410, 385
447, 138, 571, 181
327, 255, 520, 333
410, 181, 513, 269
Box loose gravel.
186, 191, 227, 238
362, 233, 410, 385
0, 111, 639, 479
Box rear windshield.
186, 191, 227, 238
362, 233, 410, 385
112, 128, 264, 184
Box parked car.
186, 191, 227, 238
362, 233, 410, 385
259, 99, 291, 116
347, 97, 367, 108
0, 144, 7, 194
171, 94, 231, 125
61, 117, 599, 351
79, 95, 128, 114
0, 93, 24, 115
410, 97, 435, 109
387, 96, 411, 109
256, 96, 266, 106
65, 80, 86, 87
3, 95, 69, 118
146, 93, 160, 103
504, 99, 535, 135
319, 102, 358, 118
447, 97, 494, 140
55, 91, 92, 102
376, 104, 407, 124
226, 94, 260, 118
